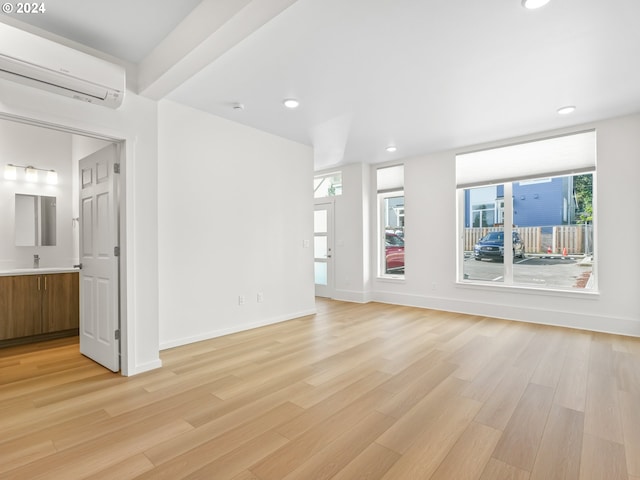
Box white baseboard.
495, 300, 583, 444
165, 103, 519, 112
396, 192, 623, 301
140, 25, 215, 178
332, 288, 372, 304
124, 358, 163, 376
371, 290, 640, 337
159, 308, 317, 350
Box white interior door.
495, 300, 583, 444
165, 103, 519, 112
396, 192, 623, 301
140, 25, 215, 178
314, 202, 334, 298
78, 144, 120, 372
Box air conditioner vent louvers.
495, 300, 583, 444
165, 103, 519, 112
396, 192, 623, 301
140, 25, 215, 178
0, 57, 109, 101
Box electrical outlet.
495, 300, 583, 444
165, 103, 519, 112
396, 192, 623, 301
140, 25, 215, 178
257, 292, 264, 303
238, 295, 246, 306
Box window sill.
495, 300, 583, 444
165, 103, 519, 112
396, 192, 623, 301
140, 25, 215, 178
377, 275, 405, 284
456, 280, 599, 298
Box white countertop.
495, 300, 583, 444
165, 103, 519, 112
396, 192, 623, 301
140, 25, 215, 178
0, 267, 79, 277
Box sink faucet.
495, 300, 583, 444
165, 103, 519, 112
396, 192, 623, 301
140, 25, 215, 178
33, 254, 39, 268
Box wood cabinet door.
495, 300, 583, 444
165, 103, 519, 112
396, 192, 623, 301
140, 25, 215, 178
0, 276, 15, 340
10, 275, 43, 338
42, 273, 80, 333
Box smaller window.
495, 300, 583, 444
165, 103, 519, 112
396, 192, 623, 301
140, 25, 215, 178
314, 172, 342, 198
377, 165, 405, 278
380, 193, 405, 276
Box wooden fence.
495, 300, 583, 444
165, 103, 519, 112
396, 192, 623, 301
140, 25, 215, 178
464, 225, 593, 254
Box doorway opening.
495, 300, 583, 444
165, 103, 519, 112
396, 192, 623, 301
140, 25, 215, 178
0, 113, 126, 373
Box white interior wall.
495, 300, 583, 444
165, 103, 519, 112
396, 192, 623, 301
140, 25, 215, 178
0, 79, 160, 375
0, 119, 73, 270
157, 100, 315, 349
369, 114, 640, 336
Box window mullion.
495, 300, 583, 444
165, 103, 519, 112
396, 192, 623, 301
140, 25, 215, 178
503, 182, 514, 284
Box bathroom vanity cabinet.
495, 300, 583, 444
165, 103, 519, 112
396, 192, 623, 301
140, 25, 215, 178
0, 271, 79, 345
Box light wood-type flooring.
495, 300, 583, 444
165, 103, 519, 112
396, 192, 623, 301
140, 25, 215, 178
1, 299, 640, 479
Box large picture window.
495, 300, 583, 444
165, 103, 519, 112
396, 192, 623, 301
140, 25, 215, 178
457, 131, 596, 292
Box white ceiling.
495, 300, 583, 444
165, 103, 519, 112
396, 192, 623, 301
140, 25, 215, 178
4, 0, 203, 63
5, 0, 640, 169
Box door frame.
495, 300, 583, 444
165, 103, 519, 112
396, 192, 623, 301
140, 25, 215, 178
0, 112, 128, 374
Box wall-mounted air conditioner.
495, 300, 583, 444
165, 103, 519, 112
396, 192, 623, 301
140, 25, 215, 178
0, 23, 125, 108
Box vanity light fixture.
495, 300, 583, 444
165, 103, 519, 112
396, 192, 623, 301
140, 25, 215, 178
4, 163, 58, 184
522, 0, 551, 9
283, 98, 300, 109
557, 105, 576, 115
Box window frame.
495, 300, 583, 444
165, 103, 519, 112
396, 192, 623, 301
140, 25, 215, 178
378, 190, 405, 280
456, 131, 597, 294
458, 173, 597, 294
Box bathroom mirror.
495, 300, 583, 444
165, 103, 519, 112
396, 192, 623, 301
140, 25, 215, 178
15, 194, 57, 246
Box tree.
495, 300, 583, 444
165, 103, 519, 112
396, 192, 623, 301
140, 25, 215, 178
573, 174, 593, 224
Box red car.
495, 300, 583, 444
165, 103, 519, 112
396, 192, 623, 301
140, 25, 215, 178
385, 233, 405, 273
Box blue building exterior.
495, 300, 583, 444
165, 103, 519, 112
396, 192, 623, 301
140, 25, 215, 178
464, 177, 575, 228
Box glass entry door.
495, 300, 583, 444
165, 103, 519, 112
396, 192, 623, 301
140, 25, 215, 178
314, 202, 334, 297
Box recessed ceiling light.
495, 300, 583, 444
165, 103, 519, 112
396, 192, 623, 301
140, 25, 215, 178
385, 145, 397, 153
232, 103, 244, 111
283, 98, 300, 109
557, 105, 576, 115
522, 0, 551, 9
